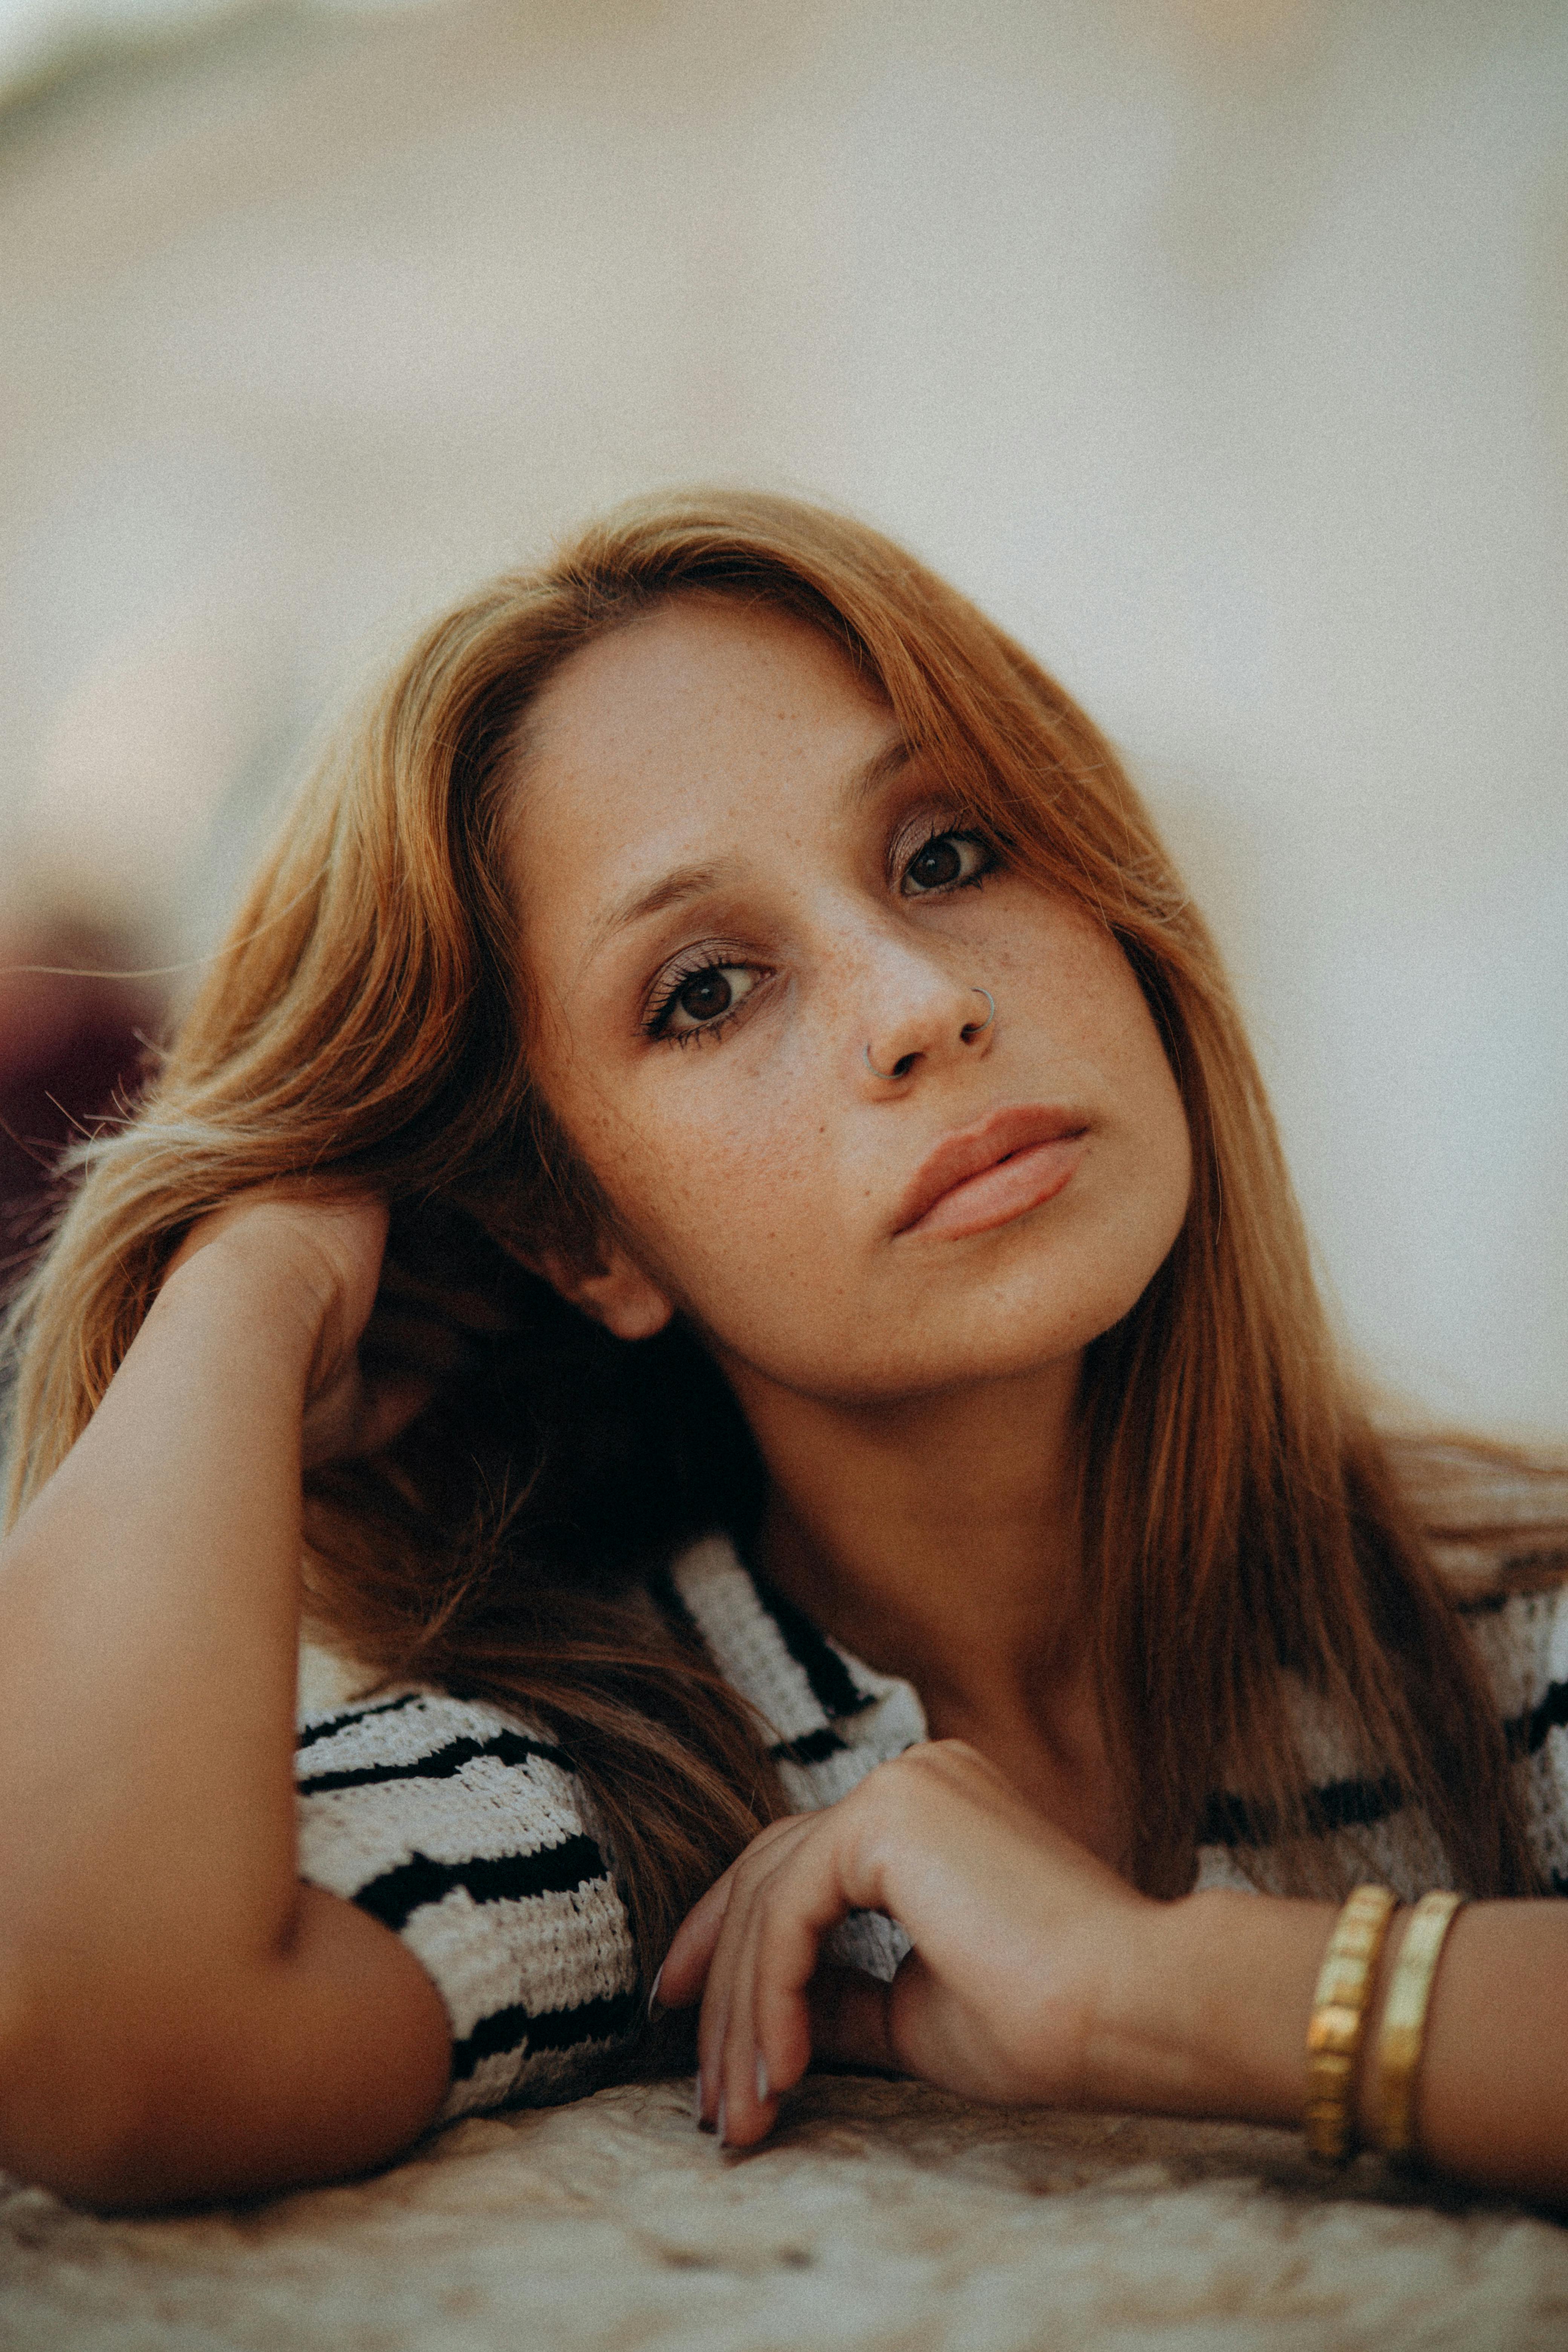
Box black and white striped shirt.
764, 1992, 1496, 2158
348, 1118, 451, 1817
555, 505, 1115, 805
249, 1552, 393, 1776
295, 1530, 1568, 2125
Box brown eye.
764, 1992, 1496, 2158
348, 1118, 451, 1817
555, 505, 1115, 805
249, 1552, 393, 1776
677, 969, 733, 1023
901, 831, 988, 895
654, 960, 761, 1038
908, 838, 962, 889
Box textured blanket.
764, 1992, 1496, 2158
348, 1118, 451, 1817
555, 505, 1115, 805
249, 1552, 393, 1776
3, 2074, 1563, 2351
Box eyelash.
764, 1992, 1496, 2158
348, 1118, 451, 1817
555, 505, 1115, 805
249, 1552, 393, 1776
643, 822, 997, 1046
645, 948, 761, 1047
894, 818, 995, 897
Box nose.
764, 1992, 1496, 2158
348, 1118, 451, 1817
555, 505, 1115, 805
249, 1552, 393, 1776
861, 972, 995, 1088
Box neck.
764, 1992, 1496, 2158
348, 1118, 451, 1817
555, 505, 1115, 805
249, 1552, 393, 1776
721, 1351, 1089, 1735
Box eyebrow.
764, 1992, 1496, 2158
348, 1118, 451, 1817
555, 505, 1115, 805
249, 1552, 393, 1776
590, 734, 917, 953
592, 858, 733, 949
844, 732, 916, 808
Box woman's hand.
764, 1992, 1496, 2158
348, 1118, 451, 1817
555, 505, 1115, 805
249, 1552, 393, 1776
657, 1740, 1165, 2148
165, 1191, 429, 1466
662, 1743, 1568, 2208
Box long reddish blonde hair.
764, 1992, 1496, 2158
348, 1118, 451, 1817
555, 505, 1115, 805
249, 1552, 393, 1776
1, 490, 1543, 1985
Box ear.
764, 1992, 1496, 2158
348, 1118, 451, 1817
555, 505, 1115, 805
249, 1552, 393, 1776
531, 1237, 675, 1342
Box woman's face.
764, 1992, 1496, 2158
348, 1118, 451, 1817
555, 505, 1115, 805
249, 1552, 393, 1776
508, 595, 1191, 1406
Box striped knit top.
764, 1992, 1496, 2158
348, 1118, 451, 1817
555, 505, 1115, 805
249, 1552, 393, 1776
295, 1527, 1568, 2127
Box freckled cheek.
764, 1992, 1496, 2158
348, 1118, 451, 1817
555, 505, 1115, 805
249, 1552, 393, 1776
638, 1103, 841, 1286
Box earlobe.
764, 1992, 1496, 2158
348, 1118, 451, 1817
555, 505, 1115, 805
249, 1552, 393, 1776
533, 1243, 675, 1342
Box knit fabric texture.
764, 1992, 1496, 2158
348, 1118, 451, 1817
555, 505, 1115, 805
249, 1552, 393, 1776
296, 1531, 1568, 2125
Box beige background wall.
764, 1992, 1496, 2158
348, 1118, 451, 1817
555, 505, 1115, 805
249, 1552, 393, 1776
1, 0, 1564, 1434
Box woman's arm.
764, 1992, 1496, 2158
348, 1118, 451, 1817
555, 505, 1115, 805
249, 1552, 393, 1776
0, 1198, 450, 2208
657, 1740, 1568, 2207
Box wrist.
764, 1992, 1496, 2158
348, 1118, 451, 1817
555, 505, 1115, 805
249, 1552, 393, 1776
155, 1222, 334, 1377
1081, 1888, 1332, 2127
1075, 1891, 1206, 2115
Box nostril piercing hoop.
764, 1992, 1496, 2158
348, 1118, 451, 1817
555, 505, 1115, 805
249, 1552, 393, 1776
865, 987, 995, 1080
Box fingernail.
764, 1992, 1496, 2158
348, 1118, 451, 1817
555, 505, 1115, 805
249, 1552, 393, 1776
717, 2096, 727, 2146
756, 2053, 770, 2105
647, 1963, 665, 2022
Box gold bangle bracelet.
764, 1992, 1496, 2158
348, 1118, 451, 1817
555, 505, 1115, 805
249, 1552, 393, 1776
1373, 1890, 1465, 2161
1304, 1883, 1396, 2163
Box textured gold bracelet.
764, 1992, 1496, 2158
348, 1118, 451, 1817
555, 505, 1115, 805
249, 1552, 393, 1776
1304, 1883, 1396, 2163
1372, 1890, 1465, 2161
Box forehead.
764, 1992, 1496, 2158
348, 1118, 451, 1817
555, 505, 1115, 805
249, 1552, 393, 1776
523, 594, 891, 820
508, 594, 902, 968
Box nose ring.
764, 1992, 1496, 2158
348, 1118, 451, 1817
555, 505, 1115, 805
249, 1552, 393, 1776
864, 987, 996, 1080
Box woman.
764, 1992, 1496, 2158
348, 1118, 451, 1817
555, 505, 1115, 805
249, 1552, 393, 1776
0, 492, 1563, 2211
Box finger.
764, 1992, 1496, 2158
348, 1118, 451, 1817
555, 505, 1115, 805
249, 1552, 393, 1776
696, 1806, 832, 2145
714, 1813, 889, 2146
657, 1863, 743, 2014
716, 1833, 816, 2144
694, 1820, 822, 2137
658, 1813, 812, 2012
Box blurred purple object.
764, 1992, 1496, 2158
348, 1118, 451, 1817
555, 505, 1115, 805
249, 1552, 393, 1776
0, 929, 160, 1283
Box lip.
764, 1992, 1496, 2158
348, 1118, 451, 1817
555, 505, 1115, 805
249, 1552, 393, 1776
893, 1104, 1090, 1241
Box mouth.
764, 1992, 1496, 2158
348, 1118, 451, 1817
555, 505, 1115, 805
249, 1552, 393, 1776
893, 1104, 1090, 1241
